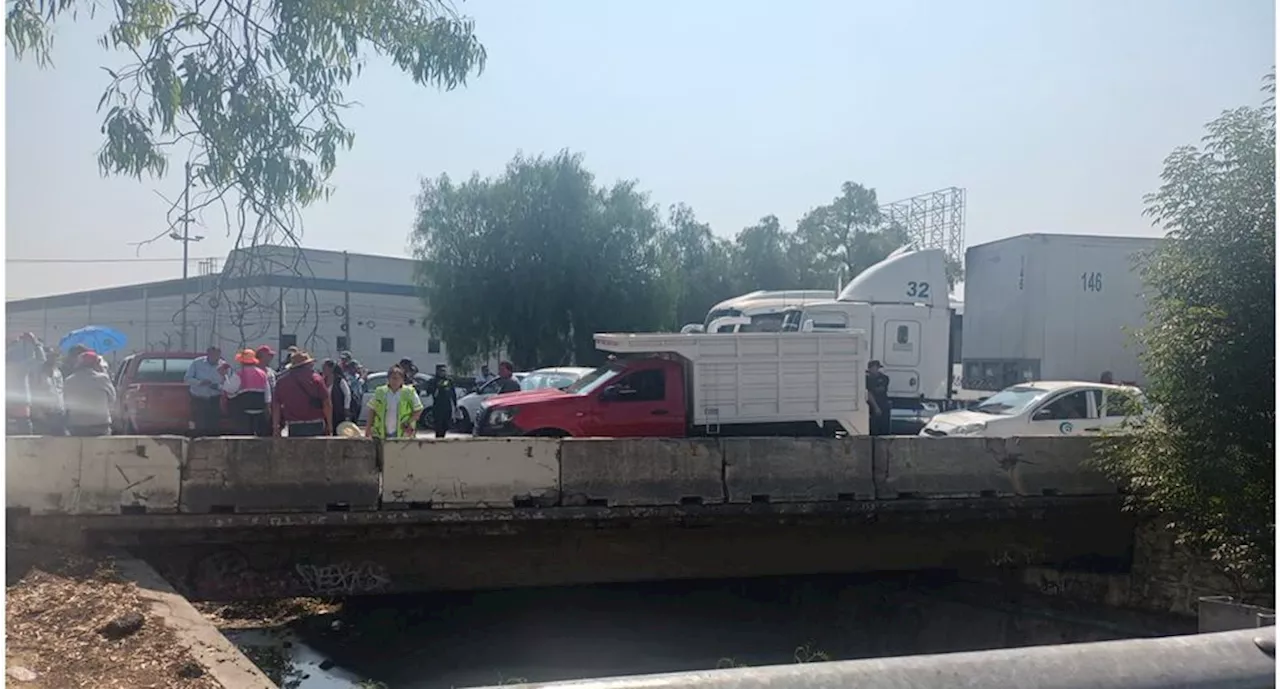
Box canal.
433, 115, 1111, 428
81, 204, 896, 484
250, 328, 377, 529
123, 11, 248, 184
222, 571, 1194, 689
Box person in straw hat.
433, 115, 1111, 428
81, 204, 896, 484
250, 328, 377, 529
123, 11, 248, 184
222, 348, 272, 436
272, 350, 331, 437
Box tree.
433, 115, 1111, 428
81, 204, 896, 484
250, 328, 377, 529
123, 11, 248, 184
733, 215, 801, 291
411, 151, 669, 369
8, 0, 485, 247
795, 182, 908, 286
657, 204, 738, 328
1094, 73, 1276, 590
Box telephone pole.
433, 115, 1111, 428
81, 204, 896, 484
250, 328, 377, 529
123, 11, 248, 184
171, 162, 204, 350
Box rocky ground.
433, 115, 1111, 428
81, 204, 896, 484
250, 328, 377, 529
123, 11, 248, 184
5, 546, 222, 689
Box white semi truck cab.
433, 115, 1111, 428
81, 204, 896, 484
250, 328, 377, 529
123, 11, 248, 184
778, 247, 955, 407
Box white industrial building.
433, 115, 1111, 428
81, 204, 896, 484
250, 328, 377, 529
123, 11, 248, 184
6, 246, 459, 372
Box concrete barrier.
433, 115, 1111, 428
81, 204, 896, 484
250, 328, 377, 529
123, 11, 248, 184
560, 438, 724, 507
6, 436, 185, 515
180, 437, 380, 513
722, 437, 874, 503
873, 436, 1117, 499
382, 437, 561, 508
7, 437, 84, 515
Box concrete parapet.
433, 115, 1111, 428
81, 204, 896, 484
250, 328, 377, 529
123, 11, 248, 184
560, 438, 724, 507
7, 435, 184, 515
382, 437, 561, 508
722, 437, 874, 503
873, 436, 1117, 499
180, 437, 380, 513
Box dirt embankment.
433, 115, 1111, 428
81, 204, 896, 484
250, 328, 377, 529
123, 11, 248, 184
6, 546, 223, 689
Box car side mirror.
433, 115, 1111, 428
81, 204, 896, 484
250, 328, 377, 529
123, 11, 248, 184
1032, 408, 1051, 421
601, 385, 620, 401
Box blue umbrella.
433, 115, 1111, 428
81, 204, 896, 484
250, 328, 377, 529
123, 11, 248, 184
59, 326, 128, 355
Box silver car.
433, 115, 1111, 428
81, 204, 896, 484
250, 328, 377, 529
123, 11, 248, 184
455, 372, 528, 433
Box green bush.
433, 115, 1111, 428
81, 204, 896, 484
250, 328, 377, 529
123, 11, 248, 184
1095, 72, 1275, 591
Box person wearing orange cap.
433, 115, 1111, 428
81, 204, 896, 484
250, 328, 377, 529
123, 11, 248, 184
223, 349, 271, 436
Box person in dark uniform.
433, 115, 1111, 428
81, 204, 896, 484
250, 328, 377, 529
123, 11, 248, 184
865, 360, 892, 436
424, 363, 457, 438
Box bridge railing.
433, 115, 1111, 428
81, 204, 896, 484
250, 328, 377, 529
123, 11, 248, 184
6, 434, 1122, 516
481, 628, 1276, 689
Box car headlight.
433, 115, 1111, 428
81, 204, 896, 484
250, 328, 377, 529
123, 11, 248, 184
489, 408, 517, 426
951, 422, 987, 436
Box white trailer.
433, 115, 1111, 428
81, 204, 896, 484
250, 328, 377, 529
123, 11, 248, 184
961, 233, 1162, 391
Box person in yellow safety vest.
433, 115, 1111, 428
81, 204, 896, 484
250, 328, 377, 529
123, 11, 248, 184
363, 365, 424, 439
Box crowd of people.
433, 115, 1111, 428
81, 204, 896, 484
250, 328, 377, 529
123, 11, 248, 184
5, 330, 503, 439
5, 332, 121, 437
186, 344, 479, 439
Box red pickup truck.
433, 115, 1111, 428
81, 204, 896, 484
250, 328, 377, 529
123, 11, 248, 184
474, 331, 870, 438
111, 351, 237, 435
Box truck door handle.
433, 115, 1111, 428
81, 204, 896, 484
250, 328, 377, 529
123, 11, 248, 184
651, 409, 669, 416
1083, 427, 1101, 433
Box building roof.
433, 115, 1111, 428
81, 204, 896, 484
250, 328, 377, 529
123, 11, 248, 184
8, 246, 421, 313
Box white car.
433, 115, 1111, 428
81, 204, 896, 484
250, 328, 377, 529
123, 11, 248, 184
455, 372, 529, 433
919, 381, 1147, 438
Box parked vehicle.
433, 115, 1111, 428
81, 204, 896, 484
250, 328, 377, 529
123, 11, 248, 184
111, 351, 237, 435
455, 372, 529, 433
690, 290, 836, 334
919, 381, 1146, 437
961, 233, 1161, 392
521, 367, 594, 390
475, 330, 870, 438
703, 233, 1160, 431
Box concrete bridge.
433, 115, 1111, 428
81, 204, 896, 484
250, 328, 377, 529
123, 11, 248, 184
7, 435, 1133, 600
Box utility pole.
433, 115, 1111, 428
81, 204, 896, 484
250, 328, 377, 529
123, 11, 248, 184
171, 162, 204, 350
342, 251, 352, 351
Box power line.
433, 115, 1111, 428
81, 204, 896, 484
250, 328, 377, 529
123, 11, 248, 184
7, 257, 220, 264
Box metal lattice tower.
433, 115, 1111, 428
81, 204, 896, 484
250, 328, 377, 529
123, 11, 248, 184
880, 187, 966, 266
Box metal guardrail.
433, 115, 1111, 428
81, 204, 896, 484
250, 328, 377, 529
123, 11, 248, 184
488, 628, 1275, 689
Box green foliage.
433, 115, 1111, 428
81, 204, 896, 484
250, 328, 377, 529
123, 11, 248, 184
1094, 72, 1275, 589
411, 151, 668, 370
411, 149, 925, 368
795, 182, 910, 285
8, 0, 484, 241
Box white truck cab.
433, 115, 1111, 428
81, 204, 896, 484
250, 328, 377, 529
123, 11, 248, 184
779, 247, 955, 404
694, 290, 836, 334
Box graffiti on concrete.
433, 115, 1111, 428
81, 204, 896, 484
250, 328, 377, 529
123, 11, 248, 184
294, 561, 391, 596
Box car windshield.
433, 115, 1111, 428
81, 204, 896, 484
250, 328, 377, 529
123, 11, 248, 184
973, 385, 1052, 415
523, 371, 584, 391
133, 357, 198, 384
564, 364, 624, 396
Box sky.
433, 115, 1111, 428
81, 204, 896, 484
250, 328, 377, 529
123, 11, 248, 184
5, 0, 1276, 300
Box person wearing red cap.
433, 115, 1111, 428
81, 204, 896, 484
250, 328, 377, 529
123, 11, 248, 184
64, 351, 117, 436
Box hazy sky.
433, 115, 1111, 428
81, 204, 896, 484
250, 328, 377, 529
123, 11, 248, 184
5, 0, 1275, 299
